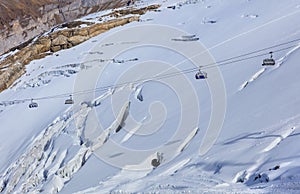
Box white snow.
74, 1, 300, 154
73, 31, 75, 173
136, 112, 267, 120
1, 0, 300, 193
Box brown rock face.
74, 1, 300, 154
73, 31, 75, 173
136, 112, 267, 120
52, 34, 69, 46
0, 0, 129, 55
0, 4, 161, 93
68, 35, 88, 46
35, 37, 52, 53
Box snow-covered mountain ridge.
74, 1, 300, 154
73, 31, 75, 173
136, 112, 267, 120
0, 0, 300, 193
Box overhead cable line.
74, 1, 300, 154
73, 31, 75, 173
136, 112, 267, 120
1, 38, 300, 104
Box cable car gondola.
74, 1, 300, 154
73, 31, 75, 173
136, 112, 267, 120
65, 95, 74, 105
195, 67, 208, 79
262, 52, 275, 66
29, 99, 38, 108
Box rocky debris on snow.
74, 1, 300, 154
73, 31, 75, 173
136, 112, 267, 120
151, 152, 164, 168
269, 165, 280, 171
172, 34, 199, 41
166, 0, 202, 10
241, 14, 259, 19
101, 4, 160, 18
167, 5, 176, 10
202, 17, 217, 24
236, 171, 248, 183
246, 173, 269, 185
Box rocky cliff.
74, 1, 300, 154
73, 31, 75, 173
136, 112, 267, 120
0, 0, 132, 55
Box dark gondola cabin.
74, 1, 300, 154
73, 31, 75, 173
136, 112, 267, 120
65, 95, 74, 105
262, 52, 275, 66
195, 71, 208, 79
29, 100, 38, 108
262, 58, 275, 66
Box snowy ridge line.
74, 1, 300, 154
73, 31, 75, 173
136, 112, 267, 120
239, 68, 266, 91
232, 115, 300, 185
223, 115, 300, 149
262, 126, 295, 153
91, 101, 130, 151
272, 43, 300, 70
120, 123, 142, 144
141, 117, 299, 193
239, 42, 300, 91
120, 85, 144, 143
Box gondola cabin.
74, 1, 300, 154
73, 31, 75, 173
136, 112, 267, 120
195, 71, 208, 79
262, 58, 275, 66
262, 52, 275, 66
65, 95, 74, 104
29, 100, 38, 108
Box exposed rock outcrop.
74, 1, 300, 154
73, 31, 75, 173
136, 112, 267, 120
0, 4, 160, 93
0, 0, 131, 55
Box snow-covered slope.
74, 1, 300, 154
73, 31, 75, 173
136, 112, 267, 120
1, 0, 300, 193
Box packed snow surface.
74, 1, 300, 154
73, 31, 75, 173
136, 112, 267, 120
1, 0, 300, 193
